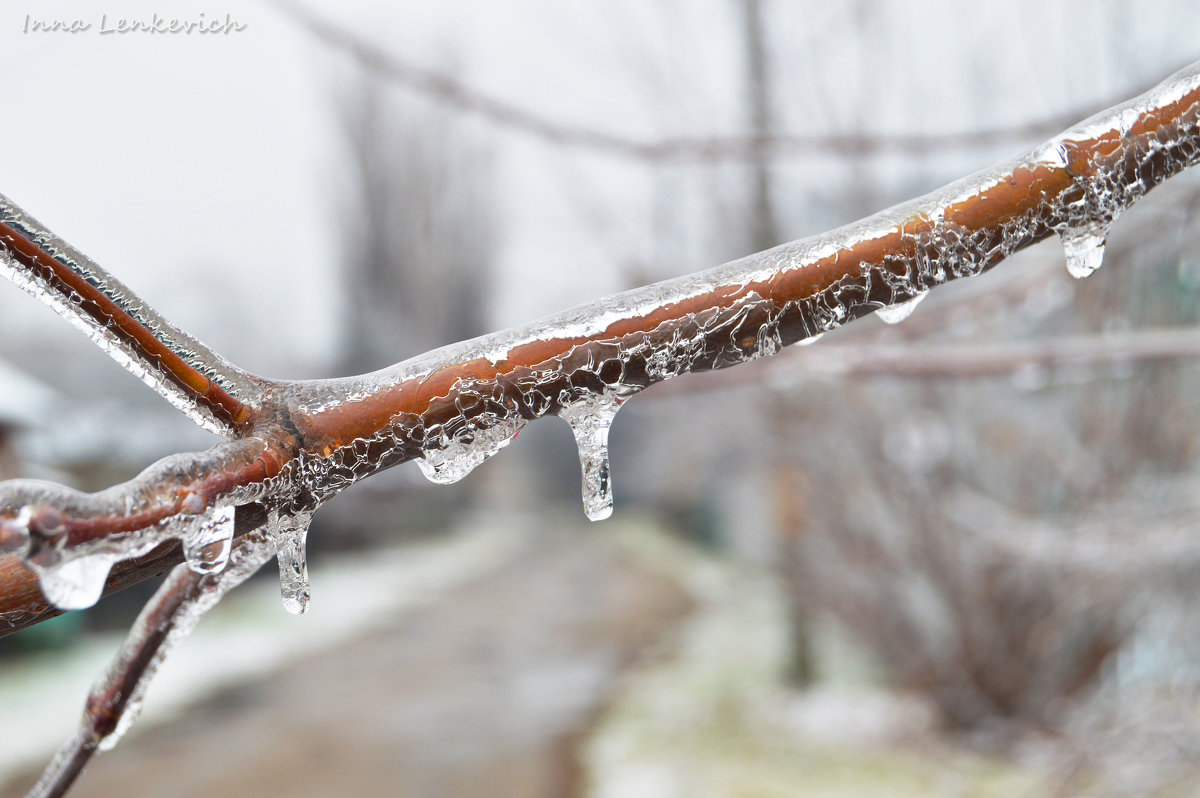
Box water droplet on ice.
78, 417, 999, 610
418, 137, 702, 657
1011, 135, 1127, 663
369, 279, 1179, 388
876, 292, 927, 324
34, 554, 116, 610
182, 505, 235, 575
560, 393, 624, 522
1059, 224, 1109, 279
276, 526, 311, 615
798, 332, 825, 346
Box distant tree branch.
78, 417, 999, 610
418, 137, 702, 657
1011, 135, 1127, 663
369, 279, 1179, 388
272, 0, 1110, 162
644, 326, 1200, 398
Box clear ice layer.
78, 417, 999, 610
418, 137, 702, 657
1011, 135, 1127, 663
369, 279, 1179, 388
181, 504, 236, 575
29, 555, 116, 611
271, 512, 313, 615
416, 415, 527, 485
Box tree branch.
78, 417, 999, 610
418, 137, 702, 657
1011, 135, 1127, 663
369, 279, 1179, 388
1, 59, 1199, 637
0, 199, 262, 436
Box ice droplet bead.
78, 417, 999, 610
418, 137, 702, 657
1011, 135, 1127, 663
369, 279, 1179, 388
876, 292, 927, 324
182, 505, 235, 575
416, 417, 526, 485
276, 528, 310, 615
1059, 224, 1109, 279
560, 394, 624, 522
34, 554, 116, 610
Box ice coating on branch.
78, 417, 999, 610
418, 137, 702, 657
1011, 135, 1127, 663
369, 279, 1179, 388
0, 441, 277, 611
30, 554, 116, 610
181, 504, 236, 575
0, 197, 259, 437
798, 332, 825, 346
560, 392, 625, 521
1059, 223, 1110, 279
281, 58, 1200, 522
876, 292, 928, 324
416, 415, 527, 485
271, 513, 313, 615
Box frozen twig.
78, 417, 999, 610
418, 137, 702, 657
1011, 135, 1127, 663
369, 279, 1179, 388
28, 528, 278, 798
0, 200, 262, 436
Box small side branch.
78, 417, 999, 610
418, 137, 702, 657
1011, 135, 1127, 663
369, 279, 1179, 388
0, 196, 264, 436
27, 530, 278, 798
0, 438, 290, 636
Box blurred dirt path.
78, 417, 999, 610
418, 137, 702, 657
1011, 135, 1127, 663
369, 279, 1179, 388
6, 526, 691, 798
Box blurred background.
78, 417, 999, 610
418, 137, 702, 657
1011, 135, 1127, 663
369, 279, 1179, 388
3, 1, 1200, 795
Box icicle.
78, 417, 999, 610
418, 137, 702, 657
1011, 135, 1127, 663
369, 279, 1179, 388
559, 393, 624, 522
876, 292, 927, 324
416, 416, 526, 485
181, 504, 235, 575
1059, 222, 1111, 279
31, 554, 116, 610
798, 332, 825, 346
272, 514, 312, 615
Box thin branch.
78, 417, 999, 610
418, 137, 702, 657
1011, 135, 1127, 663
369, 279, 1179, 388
1, 59, 1199, 638
28, 529, 278, 798
0, 201, 263, 436
272, 0, 1108, 162
797, 328, 1200, 379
